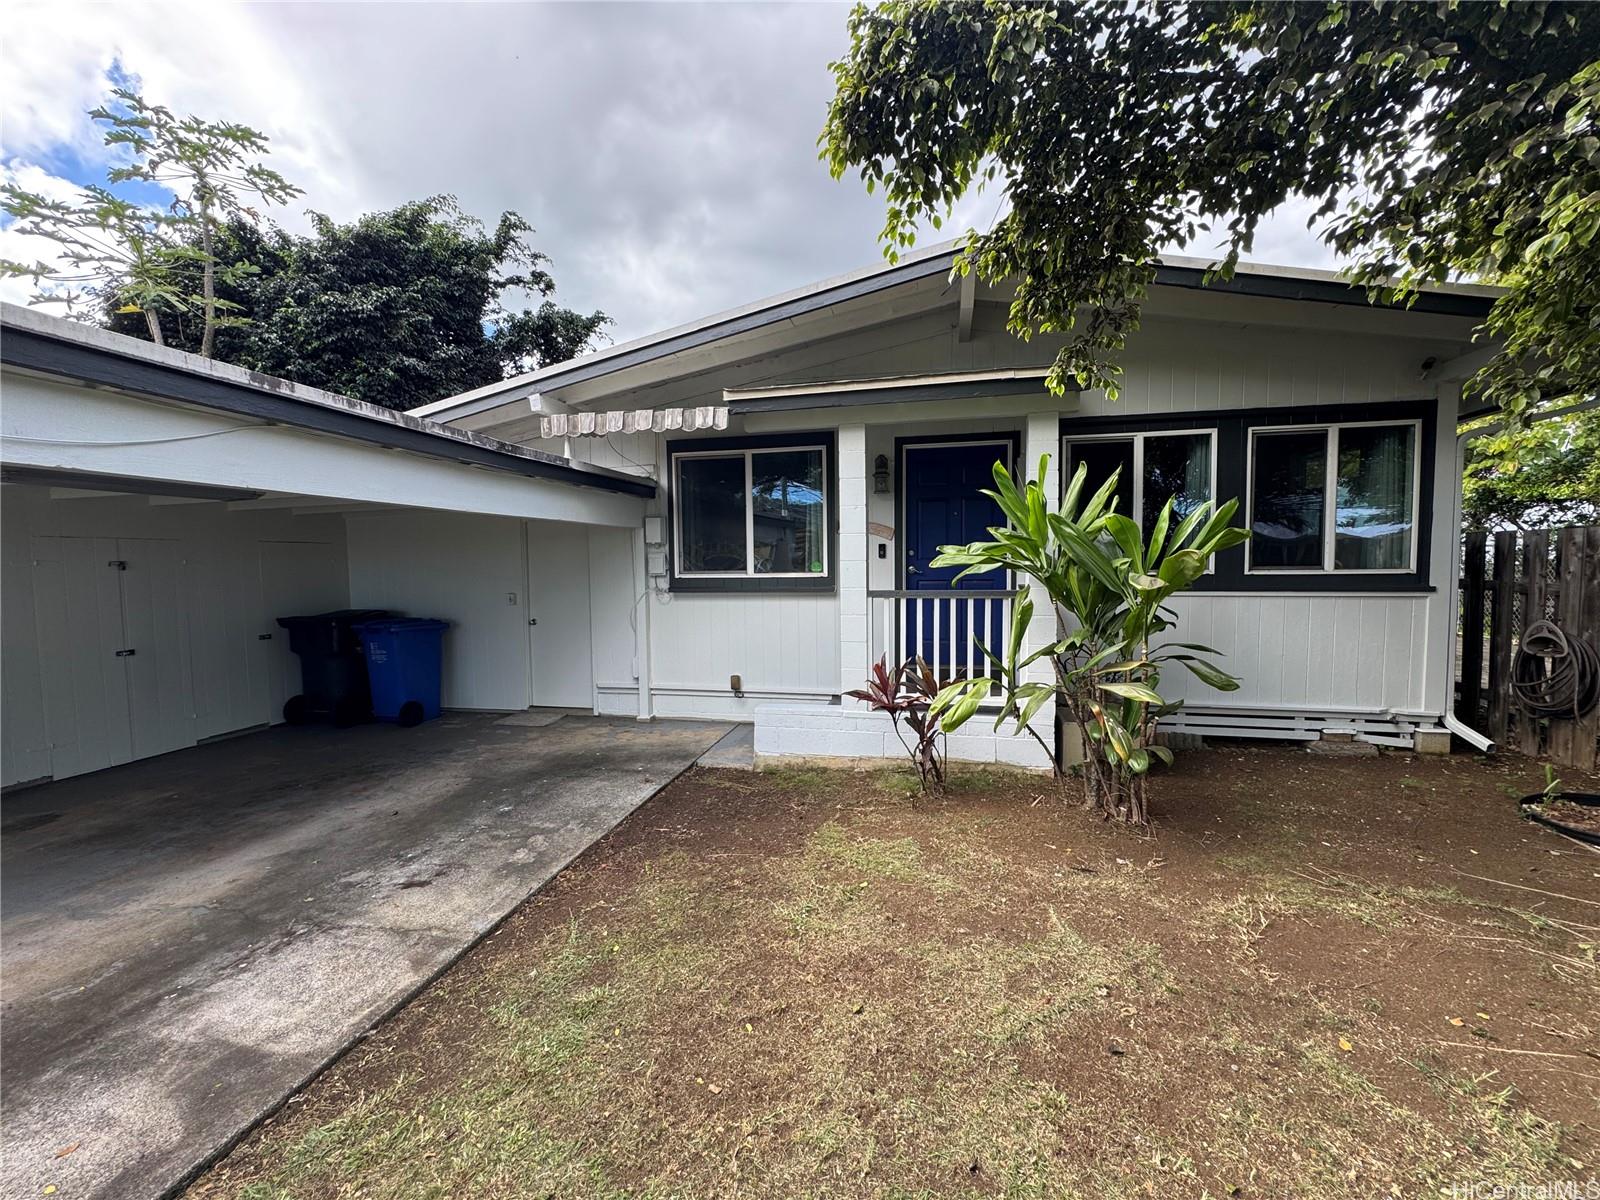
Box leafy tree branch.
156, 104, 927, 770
822, 1, 1599, 431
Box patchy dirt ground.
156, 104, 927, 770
188, 747, 1600, 1200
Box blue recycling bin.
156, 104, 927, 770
354, 618, 449, 727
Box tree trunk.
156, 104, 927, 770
144, 308, 164, 347
198, 198, 216, 359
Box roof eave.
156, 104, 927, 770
0, 305, 656, 500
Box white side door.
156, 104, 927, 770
526, 523, 595, 709
30, 535, 134, 779
116, 538, 197, 761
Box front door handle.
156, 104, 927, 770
907, 564, 921, 575
528, 618, 538, 625
115, 648, 136, 657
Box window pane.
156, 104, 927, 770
1143, 433, 1211, 530
1335, 424, 1415, 570
1066, 439, 1134, 522
751, 449, 825, 573
678, 455, 747, 573
1251, 430, 1328, 569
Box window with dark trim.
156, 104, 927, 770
1058, 400, 1436, 594
667, 432, 836, 593
1062, 429, 1217, 532
1247, 420, 1420, 575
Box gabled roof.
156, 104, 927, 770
0, 303, 655, 498
410, 242, 1501, 423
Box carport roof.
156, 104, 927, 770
0, 303, 655, 499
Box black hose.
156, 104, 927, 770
1511, 620, 1600, 720
1519, 792, 1600, 848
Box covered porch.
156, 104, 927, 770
720, 379, 1073, 769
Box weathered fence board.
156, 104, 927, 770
1518, 531, 1548, 758
1457, 524, 1600, 769
1460, 530, 1486, 725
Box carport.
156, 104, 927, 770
0, 710, 731, 1199
1, 303, 657, 787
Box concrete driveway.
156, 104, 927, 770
1, 713, 729, 1200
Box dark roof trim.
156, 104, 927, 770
727, 375, 1056, 415
0, 464, 263, 501
1, 326, 656, 499
1152, 263, 1495, 318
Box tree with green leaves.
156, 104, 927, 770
1463, 411, 1600, 530
823, 1, 1599, 430
3, 88, 300, 355
930, 458, 1250, 825
105, 197, 610, 411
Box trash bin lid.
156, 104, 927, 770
277, 608, 394, 628
353, 617, 450, 634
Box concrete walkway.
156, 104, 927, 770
0, 713, 728, 1200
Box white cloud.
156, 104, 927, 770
3, 1, 1351, 346
0, 161, 104, 309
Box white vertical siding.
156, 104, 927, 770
344, 510, 531, 712
495, 306, 1461, 730
1162, 593, 1429, 712
1, 485, 348, 786
649, 594, 840, 698
1086, 314, 1433, 418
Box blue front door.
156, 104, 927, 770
902, 441, 1010, 675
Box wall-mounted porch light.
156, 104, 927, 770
873, 453, 890, 495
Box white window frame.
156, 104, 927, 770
1060, 428, 1218, 532
1245, 418, 1422, 576
671, 443, 830, 579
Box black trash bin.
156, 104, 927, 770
275, 609, 394, 726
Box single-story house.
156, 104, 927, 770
1, 244, 1497, 786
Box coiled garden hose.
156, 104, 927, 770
1511, 620, 1600, 720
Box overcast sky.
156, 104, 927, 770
2, 1, 1340, 347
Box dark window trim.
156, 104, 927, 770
893, 431, 1023, 590
1059, 399, 1437, 594
665, 430, 837, 594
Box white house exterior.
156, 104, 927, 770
0, 246, 1495, 786
413, 244, 1497, 766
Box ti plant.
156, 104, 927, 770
929, 456, 1251, 825
847, 655, 951, 795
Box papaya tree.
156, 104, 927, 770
930, 457, 1250, 825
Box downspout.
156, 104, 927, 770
1445, 393, 1497, 753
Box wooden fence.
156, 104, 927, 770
1457, 525, 1600, 769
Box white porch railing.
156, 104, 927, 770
867, 589, 1017, 685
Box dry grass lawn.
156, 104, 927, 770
188, 747, 1600, 1200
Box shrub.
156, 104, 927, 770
847, 655, 951, 794
930, 456, 1250, 825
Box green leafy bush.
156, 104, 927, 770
930, 457, 1250, 824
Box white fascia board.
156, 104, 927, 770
723, 368, 1050, 403
2, 373, 646, 528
